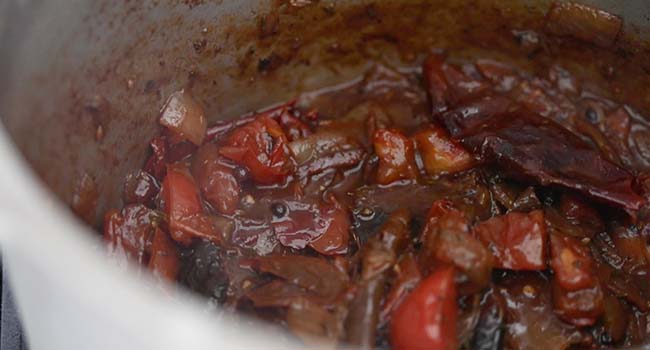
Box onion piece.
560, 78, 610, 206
159, 90, 207, 145
246, 255, 348, 300
497, 274, 588, 350
545, 1, 623, 48
458, 295, 482, 347
288, 130, 365, 178
287, 298, 345, 347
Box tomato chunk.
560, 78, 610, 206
162, 166, 225, 246
192, 143, 240, 215
148, 228, 180, 282
219, 115, 293, 185
474, 210, 547, 270
390, 265, 457, 350
373, 128, 418, 185
414, 125, 474, 175
550, 233, 596, 290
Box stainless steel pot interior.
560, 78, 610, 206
0, 0, 649, 349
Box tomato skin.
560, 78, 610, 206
219, 115, 293, 185
474, 210, 547, 270
373, 128, 418, 185
414, 126, 474, 175
390, 265, 457, 350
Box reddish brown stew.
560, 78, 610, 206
102, 2, 650, 349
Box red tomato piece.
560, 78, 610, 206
148, 228, 180, 282
414, 125, 474, 175
104, 204, 156, 263
373, 128, 418, 185
219, 115, 294, 185
192, 143, 240, 215
474, 210, 548, 270
162, 166, 223, 246
390, 265, 457, 350
309, 196, 350, 255
550, 234, 597, 291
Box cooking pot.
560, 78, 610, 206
1, 0, 649, 349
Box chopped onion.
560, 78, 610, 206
159, 90, 207, 145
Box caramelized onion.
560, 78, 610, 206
159, 90, 207, 145
545, 2, 622, 48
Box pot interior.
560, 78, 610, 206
1, 0, 650, 226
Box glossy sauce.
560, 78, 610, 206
100, 2, 650, 349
